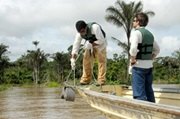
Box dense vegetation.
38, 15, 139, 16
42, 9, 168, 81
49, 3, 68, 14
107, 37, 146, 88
0, 43, 179, 86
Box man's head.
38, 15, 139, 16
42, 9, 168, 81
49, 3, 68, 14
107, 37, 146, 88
133, 12, 149, 28
75, 20, 87, 35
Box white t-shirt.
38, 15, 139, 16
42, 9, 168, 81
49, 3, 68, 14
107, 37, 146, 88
72, 24, 107, 55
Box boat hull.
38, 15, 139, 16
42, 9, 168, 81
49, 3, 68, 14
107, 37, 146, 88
77, 86, 180, 119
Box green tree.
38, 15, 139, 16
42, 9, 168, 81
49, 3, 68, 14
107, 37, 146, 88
51, 52, 70, 82
105, 0, 155, 80
172, 49, 180, 83
106, 53, 127, 84
154, 51, 180, 84
26, 48, 49, 84
0, 43, 9, 83
172, 48, 180, 61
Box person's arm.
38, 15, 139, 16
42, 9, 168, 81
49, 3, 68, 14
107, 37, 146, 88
91, 24, 106, 46
71, 33, 82, 59
129, 30, 141, 64
152, 40, 160, 59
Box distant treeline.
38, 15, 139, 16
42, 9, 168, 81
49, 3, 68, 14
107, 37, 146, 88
0, 43, 180, 85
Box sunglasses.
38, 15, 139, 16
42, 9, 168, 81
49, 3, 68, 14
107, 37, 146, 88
133, 19, 138, 22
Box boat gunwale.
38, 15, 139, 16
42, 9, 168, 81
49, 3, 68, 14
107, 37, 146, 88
79, 88, 180, 116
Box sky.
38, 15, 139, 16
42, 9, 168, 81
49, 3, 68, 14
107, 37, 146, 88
0, 0, 180, 61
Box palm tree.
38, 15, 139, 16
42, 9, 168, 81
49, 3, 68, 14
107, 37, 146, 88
105, 0, 155, 81
26, 48, 49, 84
32, 41, 39, 49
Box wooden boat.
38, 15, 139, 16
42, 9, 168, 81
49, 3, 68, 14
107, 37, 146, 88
61, 68, 180, 118
76, 85, 180, 119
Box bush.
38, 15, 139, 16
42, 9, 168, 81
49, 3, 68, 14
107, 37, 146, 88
46, 81, 60, 87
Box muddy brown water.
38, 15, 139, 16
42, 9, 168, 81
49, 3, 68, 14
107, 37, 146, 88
0, 87, 106, 119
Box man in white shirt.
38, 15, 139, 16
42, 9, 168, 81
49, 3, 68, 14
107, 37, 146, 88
129, 13, 160, 102
71, 20, 107, 85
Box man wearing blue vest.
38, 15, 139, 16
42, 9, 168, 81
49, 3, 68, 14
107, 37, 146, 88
70, 20, 107, 86
129, 13, 160, 102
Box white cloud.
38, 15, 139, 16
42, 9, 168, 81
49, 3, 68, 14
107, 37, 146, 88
143, 0, 180, 28
0, 0, 179, 61
159, 36, 180, 56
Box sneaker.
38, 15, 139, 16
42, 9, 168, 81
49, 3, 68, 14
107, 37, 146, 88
80, 82, 90, 85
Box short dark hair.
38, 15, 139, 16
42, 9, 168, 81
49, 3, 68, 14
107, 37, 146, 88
135, 12, 149, 27
75, 20, 87, 32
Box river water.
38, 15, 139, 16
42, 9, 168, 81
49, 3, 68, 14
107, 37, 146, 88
0, 87, 106, 119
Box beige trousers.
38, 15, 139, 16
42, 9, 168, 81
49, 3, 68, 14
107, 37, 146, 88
80, 47, 106, 84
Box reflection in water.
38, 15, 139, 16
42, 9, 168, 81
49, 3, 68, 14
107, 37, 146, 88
0, 87, 106, 119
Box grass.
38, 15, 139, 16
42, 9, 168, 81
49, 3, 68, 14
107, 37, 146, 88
46, 81, 60, 88
0, 84, 11, 91
0, 81, 61, 90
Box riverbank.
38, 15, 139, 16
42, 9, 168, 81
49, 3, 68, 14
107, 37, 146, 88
0, 84, 11, 91
0, 81, 61, 92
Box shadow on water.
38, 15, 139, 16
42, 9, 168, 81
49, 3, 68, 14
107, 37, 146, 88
0, 87, 106, 119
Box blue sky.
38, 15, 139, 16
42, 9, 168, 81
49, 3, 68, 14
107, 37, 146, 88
0, 0, 180, 61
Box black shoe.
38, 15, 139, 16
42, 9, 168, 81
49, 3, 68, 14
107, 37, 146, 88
95, 83, 105, 86
80, 82, 90, 85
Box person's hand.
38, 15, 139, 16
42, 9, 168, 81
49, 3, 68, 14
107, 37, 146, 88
85, 43, 92, 49
130, 56, 136, 65
130, 60, 136, 65
85, 43, 93, 53
71, 54, 77, 59
70, 58, 76, 70
92, 42, 99, 46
